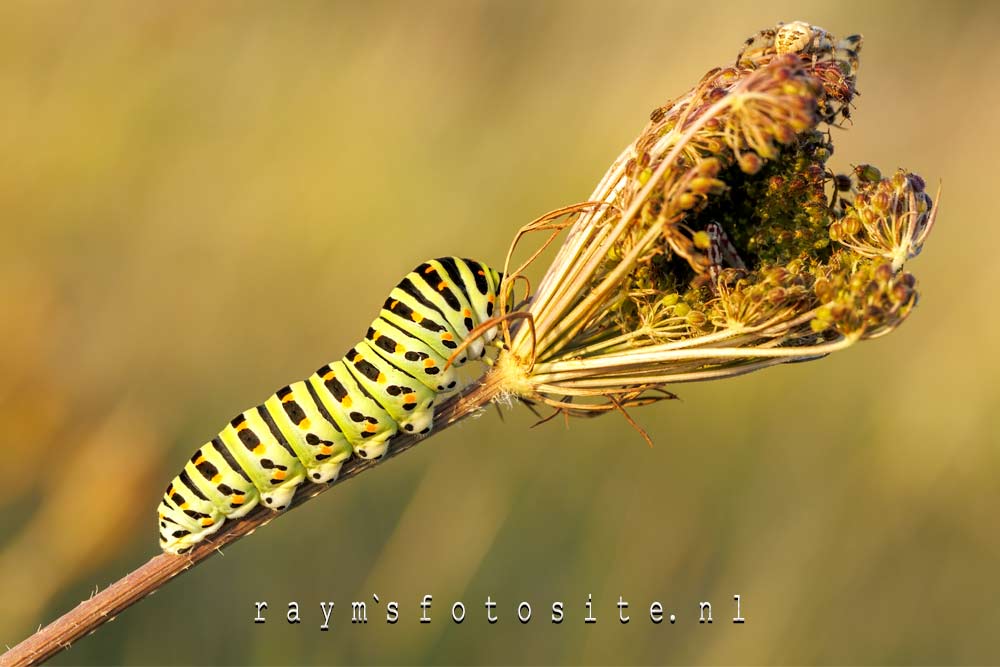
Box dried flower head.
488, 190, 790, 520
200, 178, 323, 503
484, 21, 937, 435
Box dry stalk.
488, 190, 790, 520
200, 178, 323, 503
0, 377, 504, 667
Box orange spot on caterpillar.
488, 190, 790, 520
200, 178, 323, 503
194, 455, 206, 465
235, 421, 248, 431
253, 443, 266, 455
404, 393, 416, 404
299, 418, 311, 429
322, 370, 335, 382
424, 266, 435, 274
424, 359, 436, 368
437, 281, 447, 290
377, 372, 386, 383
342, 395, 353, 408
395, 344, 404, 353
441, 332, 454, 340
411, 312, 423, 323
365, 423, 378, 433
232, 495, 245, 505
372, 331, 382, 341
282, 393, 296, 403
273, 470, 287, 481
320, 445, 333, 455
390, 299, 399, 309
212, 474, 222, 484
477, 270, 485, 276
463, 308, 471, 317
180, 502, 189, 509
200, 518, 215, 527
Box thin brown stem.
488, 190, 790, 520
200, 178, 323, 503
0, 372, 507, 667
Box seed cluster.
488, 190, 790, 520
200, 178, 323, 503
600, 24, 934, 348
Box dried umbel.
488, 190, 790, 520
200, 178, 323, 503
490, 21, 938, 429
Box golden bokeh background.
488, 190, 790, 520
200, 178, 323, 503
1, 1, 997, 664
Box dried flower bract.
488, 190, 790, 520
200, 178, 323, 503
487, 21, 938, 428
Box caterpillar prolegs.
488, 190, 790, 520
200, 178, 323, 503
158, 257, 504, 554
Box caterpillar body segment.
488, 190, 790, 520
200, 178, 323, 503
308, 361, 397, 459
158, 257, 505, 554
346, 342, 438, 436
262, 383, 353, 484
364, 317, 459, 392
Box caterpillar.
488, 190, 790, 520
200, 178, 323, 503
157, 257, 504, 555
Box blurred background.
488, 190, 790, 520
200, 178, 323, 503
1, 1, 996, 664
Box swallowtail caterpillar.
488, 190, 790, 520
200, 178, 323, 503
158, 257, 504, 554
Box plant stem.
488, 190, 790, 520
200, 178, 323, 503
0, 372, 507, 667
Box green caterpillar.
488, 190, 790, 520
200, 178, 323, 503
158, 257, 504, 555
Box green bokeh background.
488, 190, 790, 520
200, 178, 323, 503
1, 1, 997, 664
